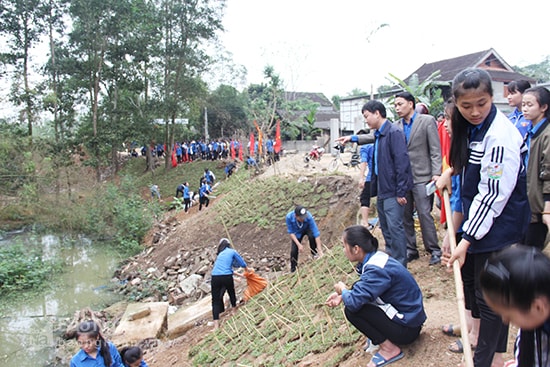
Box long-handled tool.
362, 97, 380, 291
443, 189, 474, 367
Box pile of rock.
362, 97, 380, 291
114, 240, 285, 306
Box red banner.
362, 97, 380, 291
249, 133, 255, 156
274, 119, 282, 153
171, 150, 177, 167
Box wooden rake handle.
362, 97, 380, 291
442, 189, 474, 367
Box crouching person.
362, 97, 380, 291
325, 225, 426, 367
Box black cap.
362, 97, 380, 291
294, 205, 307, 217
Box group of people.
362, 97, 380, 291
70, 320, 147, 367
331, 68, 550, 367
173, 168, 216, 212
339, 91, 443, 268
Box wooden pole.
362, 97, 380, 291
443, 189, 474, 367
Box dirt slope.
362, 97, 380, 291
132, 152, 517, 367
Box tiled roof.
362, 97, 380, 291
405, 48, 536, 84
284, 91, 334, 108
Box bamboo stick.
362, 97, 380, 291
443, 189, 474, 367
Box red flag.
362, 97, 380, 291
238, 142, 243, 161
437, 118, 451, 224
171, 150, 178, 167
274, 120, 282, 153
249, 132, 255, 156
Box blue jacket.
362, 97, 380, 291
70, 341, 123, 367
266, 139, 274, 153
285, 211, 320, 238
204, 170, 215, 184
342, 251, 426, 328
360, 144, 374, 182
354, 121, 412, 200
212, 248, 247, 276
508, 107, 531, 138
183, 185, 190, 199
199, 183, 211, 198
461, 105, 530, 252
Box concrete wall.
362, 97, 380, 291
283, 138, 327, 153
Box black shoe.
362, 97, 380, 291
429, 254, 441, 265
407, 253, 419, 262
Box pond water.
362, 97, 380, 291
0, 232, 123, 367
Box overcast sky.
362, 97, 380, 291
219, 0, 549, 98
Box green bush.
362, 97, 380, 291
0, 242, 63, 294
81, 175, 154, 255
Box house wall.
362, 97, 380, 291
493, 80, 511, 113
283, 137, 327, 153
340, 97, 369, 130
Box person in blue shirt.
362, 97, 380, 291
325, 225, 426, 367
357, 129, 374, 228
175, 182, 185, 198
199, 180, 212, 210
211, 238, 249, 329
118, 346, 149, 367
149, 184, 160, 201
182, 182, 191, 213
204, 168, 215, 185
225, 161, 237, 179
522, 86, 550, 249
338, 100, 413, 267
286, 205, 324, 272
246, 155, 256, 166
70, 320, 123, 367
246, 155, 260, 174
506, 79, 532, 138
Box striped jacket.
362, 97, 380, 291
460, 105, 530, 253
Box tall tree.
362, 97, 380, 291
68, 0, 115, 181
205, 84, 247, 137
246, 66, 284, 138
158, 0, 225, 169
42, 0, 69, 143
514, 57, 550, 83
0, 0, 46, 137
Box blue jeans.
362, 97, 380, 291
377, 197, 407, 267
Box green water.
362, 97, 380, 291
0, 233, 123, 367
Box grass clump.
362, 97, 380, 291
0, 241, 63, 295
215, 174, 332, 229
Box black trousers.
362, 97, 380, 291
525, 222, 548, 250
211, 274, 236, 320
184, 198, 191, 212
472, 251, 510, 367
199, 196, 209, 210
344, 303, 422, 346
290, 229, 318, 272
